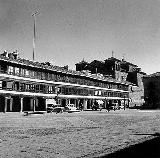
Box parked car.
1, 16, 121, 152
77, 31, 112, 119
52, 107, 64, 113
64, 105, 80, 113
47, 104, 80, 113
47, 106, 54, 113
47, 104, 62, 113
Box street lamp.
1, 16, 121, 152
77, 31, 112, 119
32, 11, 40, 61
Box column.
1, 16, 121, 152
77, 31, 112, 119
124, 97, 126, 110
68, 99, 70, 106
33, 98, 36, 112
77, 99, 80, 109
20, 97, 23, 112
83, 99, 87, 110
4, 97, 8, 113
104, 99, 106, 109
10, 98, 13, 112
30, 98, 36, 112
89, 99, 92, 109
64, 99, 67, 107
127, 99, 130, 108
45, 98, 47, 111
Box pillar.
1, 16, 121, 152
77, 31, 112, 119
4, 97, 7, 113
31, 98, 36, 112
33, 98, 36, 112
124, 98, 126, 110
77, 99, 80, 109
83, 99, 87, 110
104, 99, 106, 109
45, 98, 47, 111
20, 97, 23, 112
10, 98, 13, 112
68, 99, 70, 106
89, 99, 92, 109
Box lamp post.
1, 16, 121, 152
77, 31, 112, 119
32, 11, 40, 61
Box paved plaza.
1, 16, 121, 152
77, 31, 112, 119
0, 109, 160, 158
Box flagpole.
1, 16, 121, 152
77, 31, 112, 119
32, 11, 39, 61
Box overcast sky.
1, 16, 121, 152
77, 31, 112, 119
0, 0, 160, 74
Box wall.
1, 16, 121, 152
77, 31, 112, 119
129, 72, 145, 107
115, 71, 128, 82
143, 76, 160, 109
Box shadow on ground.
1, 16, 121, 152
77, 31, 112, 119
100, 133, 160, 158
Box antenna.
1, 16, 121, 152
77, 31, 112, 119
32, 11, 40, 61
112, 51, 114, 58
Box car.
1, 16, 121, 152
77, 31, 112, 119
52, 107, 64, 113
47, 106, 54, 113
47, 104, 80, 113
47, 104, 63, 113
64, 105, 80, 113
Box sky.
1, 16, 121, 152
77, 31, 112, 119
0, 0, 160, 74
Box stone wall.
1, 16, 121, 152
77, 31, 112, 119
129, 72, 145, 107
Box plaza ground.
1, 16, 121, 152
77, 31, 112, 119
0, 109, 160, 158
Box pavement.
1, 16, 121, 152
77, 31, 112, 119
0, 109, 160, 158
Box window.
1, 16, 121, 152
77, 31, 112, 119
15, 67, 20, 75
45, 73, 48, 80
48, 85, 53, 93
30, 84, 35, 92
7, 81, 13, 90
42, 72, 45, 80
37, 71, 42, 79
20, 83, 25, 91
8, 66, 14, 74
14, 82, 19, 91
20, 68, 25, 76
40, 85, 46, 93
30, 70, 34, 78
33, 71, 38, 79
2, 81, 7, 89
0, 64, 7, 73
0, 81, 2, 89
104, 91, 108, 97
26, 84, 30, 91
26, 69, 29, 76
48, 73, 52, 80
35, 85, 40, 92
61, 87, 65, 94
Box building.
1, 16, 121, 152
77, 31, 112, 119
143, 72, 160, 109
76, 56, 146, 107
0, 51, 130, 113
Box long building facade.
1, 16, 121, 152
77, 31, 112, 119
0, 51, 130, 113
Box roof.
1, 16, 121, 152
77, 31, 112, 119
105, 57, 121, 62
89, 60, 104, 65
105, 57, 138, 67
75, 60, 89, 65
144, 72, 160, 78
120, 60, 138, 67
0, 55, 130, 85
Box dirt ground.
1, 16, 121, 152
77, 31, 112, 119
0, 109, 160, 158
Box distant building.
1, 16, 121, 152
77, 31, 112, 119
143, 72, 160, 109
76, 56, 146, 107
